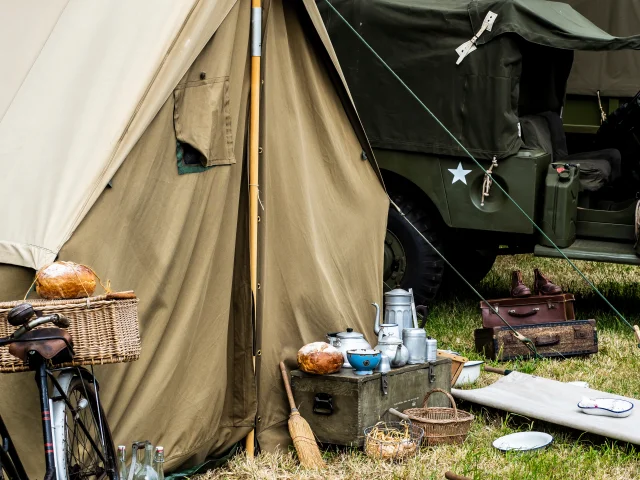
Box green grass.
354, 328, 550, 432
202, 255, 640, 479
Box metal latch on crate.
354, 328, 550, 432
381, 374, 388, 395
429, 364, 436, 383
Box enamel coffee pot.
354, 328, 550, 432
384, 289, 414, 330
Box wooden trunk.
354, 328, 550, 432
290, 358, 451, 446
475, 319, 598, 361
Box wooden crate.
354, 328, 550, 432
436, 350, 467, 386
290, 358, 451, 446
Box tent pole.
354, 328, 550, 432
246, 0, 262, 459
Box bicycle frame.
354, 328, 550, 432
0, 414, 28, 480
0, 358, 109, 480
0, 308, 115, 480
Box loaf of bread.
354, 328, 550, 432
297, 342, 343, 375
35, 262, 97, 299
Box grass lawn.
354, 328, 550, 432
204, 255, 640, 479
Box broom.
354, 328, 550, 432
279, 361, 326, 469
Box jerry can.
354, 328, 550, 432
539, 164, 579, 248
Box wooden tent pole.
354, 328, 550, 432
246, 0, 262, 459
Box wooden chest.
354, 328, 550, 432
475, 319, 597, 361
290, 358, 452, 446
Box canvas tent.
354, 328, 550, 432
318, 0, 640, 161
0, 0, 388, 475
565, 0, 640, 98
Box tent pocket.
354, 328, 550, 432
173, 76, 235, 167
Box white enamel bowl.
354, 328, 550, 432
493, 431, 553, 453
454, 360, 484, 386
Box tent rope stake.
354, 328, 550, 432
322, 0, 638, 340
247, 0, 263, 458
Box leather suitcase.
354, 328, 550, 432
474, 319, 597, 361
480, 294, 575, 328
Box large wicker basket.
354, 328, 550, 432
402, 388, 474, 446
0, 292, 140, 373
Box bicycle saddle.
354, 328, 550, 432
9, 328, 74, 365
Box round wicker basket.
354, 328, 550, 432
402, 388, 474, 446
363, 421, 424, 461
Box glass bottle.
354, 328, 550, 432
133, 443, 158, 480
153, 446, 165, 480
118, 446, 127, 480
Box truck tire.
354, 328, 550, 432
441, 242, 497, 290
384, 195, 445, 303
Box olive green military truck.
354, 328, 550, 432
319, 0, 640, 304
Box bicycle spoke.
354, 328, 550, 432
61, 379, 112, 480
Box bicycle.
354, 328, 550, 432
0, 303, 117, 480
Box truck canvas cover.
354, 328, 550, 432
319, 0, 640, 160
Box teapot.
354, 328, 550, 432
374, 339, 409, 368
372, 303, 401, 343
326, 328, 371, 368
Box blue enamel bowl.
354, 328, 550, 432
347, 349, 381, 376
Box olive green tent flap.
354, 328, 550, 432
255, 0, 388, 450
565, 0, 640, 97
470, 0, 640, 51
320, 0, 640, 160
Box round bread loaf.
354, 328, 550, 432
297, 342, 344, 375
36, 262, 97, 300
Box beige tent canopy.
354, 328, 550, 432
0, 0, 388, 475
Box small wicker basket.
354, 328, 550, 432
364, 421, 424, 461
0, 292, 140, 373
402, 388, 474, 446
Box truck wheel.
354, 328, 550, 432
441, 243, 497, 290
384, 195, 445, 303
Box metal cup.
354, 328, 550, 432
402, 328, 426, 364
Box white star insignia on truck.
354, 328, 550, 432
448, 162, 472, 185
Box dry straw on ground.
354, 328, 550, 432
200, 256, 640, 479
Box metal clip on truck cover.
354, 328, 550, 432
456, 11, 497, 64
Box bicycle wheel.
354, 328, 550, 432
51, 372, 117, 480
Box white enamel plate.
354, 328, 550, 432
577, 398, 634, 418
493, 431, 553, 452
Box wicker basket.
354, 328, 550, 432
402, 388, 474, 446
0, 292, 140, 373
364, 421, 424, 461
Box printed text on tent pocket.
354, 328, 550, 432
173, 76, 235, 167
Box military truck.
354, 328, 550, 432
319, 0, 640, 304
563, 0, 640, 145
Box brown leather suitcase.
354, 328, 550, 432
480, 294, 575, 328
474, 319, 597, 361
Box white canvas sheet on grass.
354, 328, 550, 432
452, 371, 640, 444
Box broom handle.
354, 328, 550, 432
280, 362, 297, 411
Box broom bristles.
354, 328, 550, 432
288, 412, 326, 469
